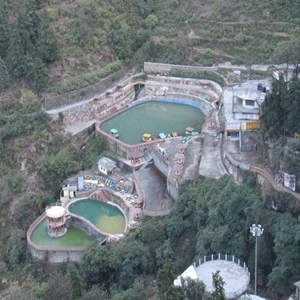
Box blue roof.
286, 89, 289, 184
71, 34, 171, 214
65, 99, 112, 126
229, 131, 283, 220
110, 128, 118, 133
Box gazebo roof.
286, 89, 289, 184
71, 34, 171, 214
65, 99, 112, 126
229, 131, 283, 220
46, 206, 65, 218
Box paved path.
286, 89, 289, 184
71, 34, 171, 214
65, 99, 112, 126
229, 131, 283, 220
135, 166, 174, 212
199, 111, 228, 179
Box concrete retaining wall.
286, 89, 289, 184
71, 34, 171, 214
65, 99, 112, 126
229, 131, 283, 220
68, 213, 107, 242
44, 69, 126, 110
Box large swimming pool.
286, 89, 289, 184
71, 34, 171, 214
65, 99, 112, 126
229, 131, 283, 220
100, 100, 205, 144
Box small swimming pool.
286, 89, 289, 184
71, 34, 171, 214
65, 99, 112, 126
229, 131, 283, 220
100, 100, 205, 144
31, 219, 95, 247
68, 199, 126, 234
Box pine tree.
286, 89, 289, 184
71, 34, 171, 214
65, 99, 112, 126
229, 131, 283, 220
24, 0, 40, 45
0, 0, 9, 57
33, 58, 49, 93
0, 57, 9, 90
37, 10, 59, 63
261, 75, 286, 140
287, 77, 300, 135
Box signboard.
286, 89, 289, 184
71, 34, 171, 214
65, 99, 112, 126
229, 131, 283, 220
246, 121, 260, 131
226, 121, 240, 130
284, 173, 296, 192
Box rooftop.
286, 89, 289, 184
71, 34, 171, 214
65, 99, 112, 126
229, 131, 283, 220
98, 157, 117, 171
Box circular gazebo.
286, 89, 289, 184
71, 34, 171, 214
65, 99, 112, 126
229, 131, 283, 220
45, 204, 67, 238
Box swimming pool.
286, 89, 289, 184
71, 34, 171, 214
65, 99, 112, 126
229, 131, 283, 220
68, 199, 126, 234
100, 100, 205, 144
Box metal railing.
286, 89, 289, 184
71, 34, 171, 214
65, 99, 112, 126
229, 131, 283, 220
193, 253, 250, 299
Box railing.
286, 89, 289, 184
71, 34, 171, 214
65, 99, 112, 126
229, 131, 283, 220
193, 253, 250, 299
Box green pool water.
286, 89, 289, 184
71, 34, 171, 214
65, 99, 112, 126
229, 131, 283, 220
101, 101, 205, 144
69, 199, 126, 234
31, 219, 94, 247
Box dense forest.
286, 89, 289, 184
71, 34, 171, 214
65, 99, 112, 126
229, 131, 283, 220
1, 0, 300, 299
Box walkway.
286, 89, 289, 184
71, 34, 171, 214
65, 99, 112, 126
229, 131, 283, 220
199, 111, 228, 179
135, 166, 174, 213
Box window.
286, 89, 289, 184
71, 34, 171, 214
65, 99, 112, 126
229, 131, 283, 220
245, 100, 255, 106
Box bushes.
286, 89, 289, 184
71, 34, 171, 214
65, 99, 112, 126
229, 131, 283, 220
54, 60, 123, 94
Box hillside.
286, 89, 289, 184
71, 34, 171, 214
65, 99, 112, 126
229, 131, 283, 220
1, 0, 300, 98
0, 0, 300, 299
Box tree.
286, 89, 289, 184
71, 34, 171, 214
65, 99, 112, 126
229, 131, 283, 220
267, 213, 300, 296
260, 75, 286, 140
4, 230, 27, 268
37, 10, 59, 62
210, 271, 226, 300
24, 0, 40, 45
80, 243, 122, 289
39, 148, 80, 187
82, 285, 111, 300
282, 139, 300, 189
286, 77, 300, 135
145, 14, 158, 29
0, 0, 9, 57
33, 58, 49, 93
0, 57, 9, 89
179, 277, 208, 300
157, 260, 184, 300
119, 239, 150, 289
273, 40, 300, 77
44, 273, 73, 300
19, 89, 39, 113
8, 17, 34, 78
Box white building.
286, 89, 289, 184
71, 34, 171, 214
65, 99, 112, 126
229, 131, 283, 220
98, 157, 117, 176
224, 80, 270, 142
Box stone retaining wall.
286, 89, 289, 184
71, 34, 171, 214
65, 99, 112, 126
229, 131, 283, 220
44, 69, 126, 110
144, 62, 219, 74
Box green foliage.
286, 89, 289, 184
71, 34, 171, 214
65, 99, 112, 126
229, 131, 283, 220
5, 172, 26, 194
54, 60, 123, 94
0, 111, 48, 142
81, 132, 107, 169
145, 14, 158, 29
282, 139, 300, 188
157, 260, 183, 300
0, 57, 9, 90
0, 0, 9, 57
119, 239, 150, 289
267, 213, 300, 295
261, 76, 300, 140
261, 75, 287, 139
33, 59, 49, 92
19, 89, 40, 113
4, 230, 27, 268
37, 10, 59, 63
80, 243, 122, 288
82, 285, 110, 300
211, 271, 226, 300
39, 148, 80, 187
